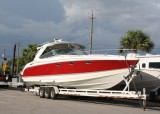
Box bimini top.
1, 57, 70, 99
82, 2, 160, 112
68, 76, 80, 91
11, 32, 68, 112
34, 39, 87, 60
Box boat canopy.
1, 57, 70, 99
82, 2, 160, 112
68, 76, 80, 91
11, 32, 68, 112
40, 43, 87, 59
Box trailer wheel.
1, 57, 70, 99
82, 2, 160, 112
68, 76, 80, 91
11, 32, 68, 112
45, 87, 50, 99
50, 87, 57, 100
39, 87, 45, 98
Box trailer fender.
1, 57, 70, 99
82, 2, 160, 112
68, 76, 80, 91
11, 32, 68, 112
53, 86, 59, 94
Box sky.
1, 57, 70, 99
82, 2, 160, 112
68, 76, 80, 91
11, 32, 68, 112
0, 0, 160, 60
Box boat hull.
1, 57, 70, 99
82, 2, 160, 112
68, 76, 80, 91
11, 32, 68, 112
125, 53, 160, 93
21, 55, 138, 89
22, 68, 131, 89
130, 69, 160, 93
112, 69, 160, 93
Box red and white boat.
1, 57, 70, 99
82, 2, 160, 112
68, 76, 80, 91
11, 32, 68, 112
20, 39, 139, 89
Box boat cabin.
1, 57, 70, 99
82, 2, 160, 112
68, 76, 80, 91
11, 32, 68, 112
34, 40, 87, 60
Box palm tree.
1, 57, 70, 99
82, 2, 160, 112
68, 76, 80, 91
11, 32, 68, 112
120, 30, 154, 53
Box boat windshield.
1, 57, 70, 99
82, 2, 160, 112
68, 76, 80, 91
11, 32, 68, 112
40, 43, 87, 59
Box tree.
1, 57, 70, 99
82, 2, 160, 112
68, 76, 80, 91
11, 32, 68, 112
0, 67, 3, 74
18, 44, 38, 71
120, 30, 154, 53
0, 44, 37, 75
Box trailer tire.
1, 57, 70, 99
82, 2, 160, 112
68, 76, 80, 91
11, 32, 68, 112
39, 87, 45, 98
45, 87, 50, 99
50, 87, 57, 100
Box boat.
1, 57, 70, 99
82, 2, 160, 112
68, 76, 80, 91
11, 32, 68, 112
128, 53, 160, 93
20, 39, 139, 89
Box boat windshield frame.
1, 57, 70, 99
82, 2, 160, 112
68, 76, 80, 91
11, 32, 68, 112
39, 43, 87, 59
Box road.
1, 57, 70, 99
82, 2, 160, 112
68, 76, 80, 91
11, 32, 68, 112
0, 88, 159, 114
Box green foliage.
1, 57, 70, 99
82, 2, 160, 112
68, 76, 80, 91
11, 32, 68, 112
18, 44, 38, 71
120, 29, 154, 53
5, 44, 38, 74
0, 67, 2, 74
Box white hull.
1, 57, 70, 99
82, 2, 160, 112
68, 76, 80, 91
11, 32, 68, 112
23, 68, 130, 89
130, 69, 160, 93
124, 53, 160, 93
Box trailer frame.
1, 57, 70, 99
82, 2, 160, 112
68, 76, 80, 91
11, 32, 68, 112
26, 70, 148, 110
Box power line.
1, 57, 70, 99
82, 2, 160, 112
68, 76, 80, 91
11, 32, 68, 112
68, 33, 89, 41
0, 41, 16, 44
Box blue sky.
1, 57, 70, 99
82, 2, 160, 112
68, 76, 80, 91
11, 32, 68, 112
0, 0, 160, 60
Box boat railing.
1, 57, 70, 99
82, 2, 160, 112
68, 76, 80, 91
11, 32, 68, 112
85, 49, 137, 56
40, 48, 137, 58
60, 48, 127, 56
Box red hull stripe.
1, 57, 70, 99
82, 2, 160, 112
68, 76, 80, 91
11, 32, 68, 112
23, 60, 137, 77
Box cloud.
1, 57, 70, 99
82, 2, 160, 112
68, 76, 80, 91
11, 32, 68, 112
0, 0, 160, 57
0, 0, 65, 22
0, 24, 23, 35
60, 0, 160, 51
21, 20, 55, 38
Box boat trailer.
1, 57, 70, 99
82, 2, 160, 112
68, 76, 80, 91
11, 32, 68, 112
25, 70, 148, 111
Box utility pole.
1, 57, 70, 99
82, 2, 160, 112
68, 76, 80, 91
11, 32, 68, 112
17, 42, 20, 75
12, 44, 16, 77
89, 12, 94, 54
